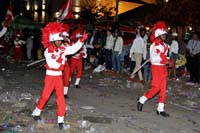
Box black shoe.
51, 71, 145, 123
137, 98, 143, 111
64, 95, 69, 99
33, 116, 41, 121
156, 111, 170, 117
75, 85, 80, 88
137, 102, 143, 111
58, 123, 64, 130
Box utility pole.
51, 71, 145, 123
115, 0, 119, 21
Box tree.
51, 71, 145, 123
80, 0, 115, 22
146, 0, 200, 28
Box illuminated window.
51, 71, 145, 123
34, 12, 38, 21
42, 11, 45, 23
74, 14, 80, 19
34, 4, 38, 10
26, 2, 30, 11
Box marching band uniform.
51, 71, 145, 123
69, 29, 87, 88
32, 22, 87, 129
137, 22, 170, 117
13, 34, 25, 62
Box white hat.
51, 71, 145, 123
76, 33, 82, 38
155, 29, 167, 38
62, 32, 69, 37
172, 32, 178, 36
49, 33, 63, 41
16, 34, 21, 37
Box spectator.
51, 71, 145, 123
85, 31, 94, 68
129, 28, 147, 83
112, 30, 123, 73
104, 29, 114, 71
186, 32, 200, 85
169, 32, 179, 80
26, 33, 34, 61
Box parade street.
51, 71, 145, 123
0, 58, 199, 133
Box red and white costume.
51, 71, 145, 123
13, 34, 25, 62
138, 22, 169, 112
32, 22, 87, 125
69, 29, 87, 87
70, 45, 87, 86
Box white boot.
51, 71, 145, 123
32, 107, 41, 116
139, 96, 147, 104
75, 78, 80, 85
58, 116, 64, 123
157, 103, 164, 112
58, 116, 64, 129
137, 96, 147, 111
156, 103, 169, 117
32, 107, 42, 120
64, 86, 69, 95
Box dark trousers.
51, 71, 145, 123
105, 49, 112, 70
188, 53, 200, 83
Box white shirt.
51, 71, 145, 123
129, 36, 147, 59
104, 34, 114, 50
187, 39, 200, 55
150, 41, 169, 65
169, 40, 179, 55
113, 36, 123, 54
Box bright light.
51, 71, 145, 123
74, 7, 81, 13
74, 14, 80, 19
42, 0, 46, 4
189, 26, 192, 31
42, 11, 45, 23
54, 12, 60, 18
34, 4, 38, 10
164, 0, 169, 2
145, 26, 150, 31
168, 27, 171, 31
42, 4, 46, 10
26, 3, 30, 10
34, 12, 38, 21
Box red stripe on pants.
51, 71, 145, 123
63, 62, 70, 87
144, 65, 168, 103
36, 75, 66, 116
70, 58, 82, 78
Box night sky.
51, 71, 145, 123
0, 0, 9, 21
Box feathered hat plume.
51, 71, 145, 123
62, 24, 70, 36
150, 21, 167, 43
42, 22, 64, 48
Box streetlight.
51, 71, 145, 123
164, 0, 169, 3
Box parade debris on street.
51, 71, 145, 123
0, 58, 199, 133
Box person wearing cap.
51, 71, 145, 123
169, 32, 179, 80
69, 29, 87, 88
137, 21, 170, 117
62, 24, 71, 99
31, 22, 87, 129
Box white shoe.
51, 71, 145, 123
186, 82, 195, 86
